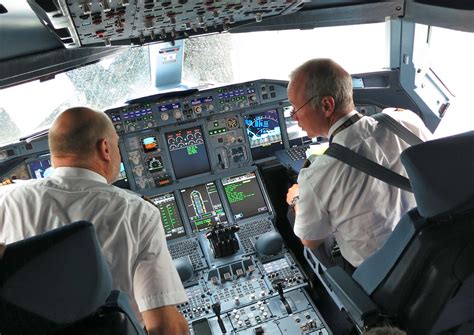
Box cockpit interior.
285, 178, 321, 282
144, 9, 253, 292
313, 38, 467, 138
1, 1, 473, 334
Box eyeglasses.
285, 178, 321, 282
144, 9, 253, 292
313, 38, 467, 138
289, 95, 318, 118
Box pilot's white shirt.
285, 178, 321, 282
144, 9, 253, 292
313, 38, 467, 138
294, 109, 432, 267
0, 167, 187, 323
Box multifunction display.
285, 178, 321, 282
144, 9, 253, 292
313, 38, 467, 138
222, 171, 268, 220
180, 182, 228, 232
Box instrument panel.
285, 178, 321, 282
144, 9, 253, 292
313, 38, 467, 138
28, 0, 304, 48
106, 79, 290, 194
103, 79, 333, 333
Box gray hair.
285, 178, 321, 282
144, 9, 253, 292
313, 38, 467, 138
290, 58, 354, 113
49, 107, 114, 157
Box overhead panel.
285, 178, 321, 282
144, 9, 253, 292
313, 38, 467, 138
27, 0, 305, 48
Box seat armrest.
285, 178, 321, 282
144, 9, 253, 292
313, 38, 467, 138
104, 290, 146, 335
324, 266, 380, 329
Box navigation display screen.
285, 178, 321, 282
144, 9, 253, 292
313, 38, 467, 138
222, 171, 268, 220
27, 157, 53, 179
166, 126, 211, 179
112, 162, 131, 190
149, 193, 186, 240
244, 109, 283, 160
180, 182, 228, 232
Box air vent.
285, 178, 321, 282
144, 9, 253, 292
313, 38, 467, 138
0, 4, 8, 14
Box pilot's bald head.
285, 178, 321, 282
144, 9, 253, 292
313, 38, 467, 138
49, 107, 115, 159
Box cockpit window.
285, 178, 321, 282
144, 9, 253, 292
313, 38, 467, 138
0, 22, 385, 146
0, 47, 151, 146
414, 25, 474, 137
183, 23, 386, 86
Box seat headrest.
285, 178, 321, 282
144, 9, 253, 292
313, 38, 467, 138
0, 221, 112, 324
401, 131, 474, 218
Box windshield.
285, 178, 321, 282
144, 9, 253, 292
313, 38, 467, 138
0, 22, 386, 146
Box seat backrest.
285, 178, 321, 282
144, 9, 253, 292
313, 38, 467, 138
0, 221, 144, 335
353, 131, 474, 334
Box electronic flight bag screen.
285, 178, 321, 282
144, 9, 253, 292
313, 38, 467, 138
180, 182, 228, 232
166, 126, 211, 179
149, 193, 186, 240
244, 109, 283, 160
222, 171, 268, 220
283, 106, 327, 147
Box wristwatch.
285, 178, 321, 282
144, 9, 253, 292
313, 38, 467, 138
290, 195, 300, 208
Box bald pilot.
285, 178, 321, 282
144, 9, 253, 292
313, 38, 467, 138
0, 107, 189, 335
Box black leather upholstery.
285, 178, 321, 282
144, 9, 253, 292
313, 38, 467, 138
324, 131, 474, 334
0, 221, 145, 335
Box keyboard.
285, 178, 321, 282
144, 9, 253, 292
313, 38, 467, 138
287, 145, 309, 161
238, 219, 274, 254
169, 238, 206, 270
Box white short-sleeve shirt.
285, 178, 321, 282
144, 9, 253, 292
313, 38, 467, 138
294, 109, 432, 267
0, 167, 187, 323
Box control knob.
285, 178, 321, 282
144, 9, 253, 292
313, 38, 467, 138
160, 113, 169, 121
173, 109, 183, 119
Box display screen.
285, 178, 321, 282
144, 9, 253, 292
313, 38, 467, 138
283, 106, 326, 147
166, 126, 211, 179
142, 136, 158, 152
113, 162, 131, 189
191, 96, 213, 105
244, 109, 283, 160
27, 157, 53, 179
222, 171, 268, 220
158, 102, 180, 112
180, 182, 228, 231
149, 193, 186, 240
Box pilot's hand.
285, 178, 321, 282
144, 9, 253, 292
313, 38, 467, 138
286, 184, 300, 207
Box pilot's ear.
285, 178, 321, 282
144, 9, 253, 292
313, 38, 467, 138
321, 96, 335, 116
97, 138, 111, 161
